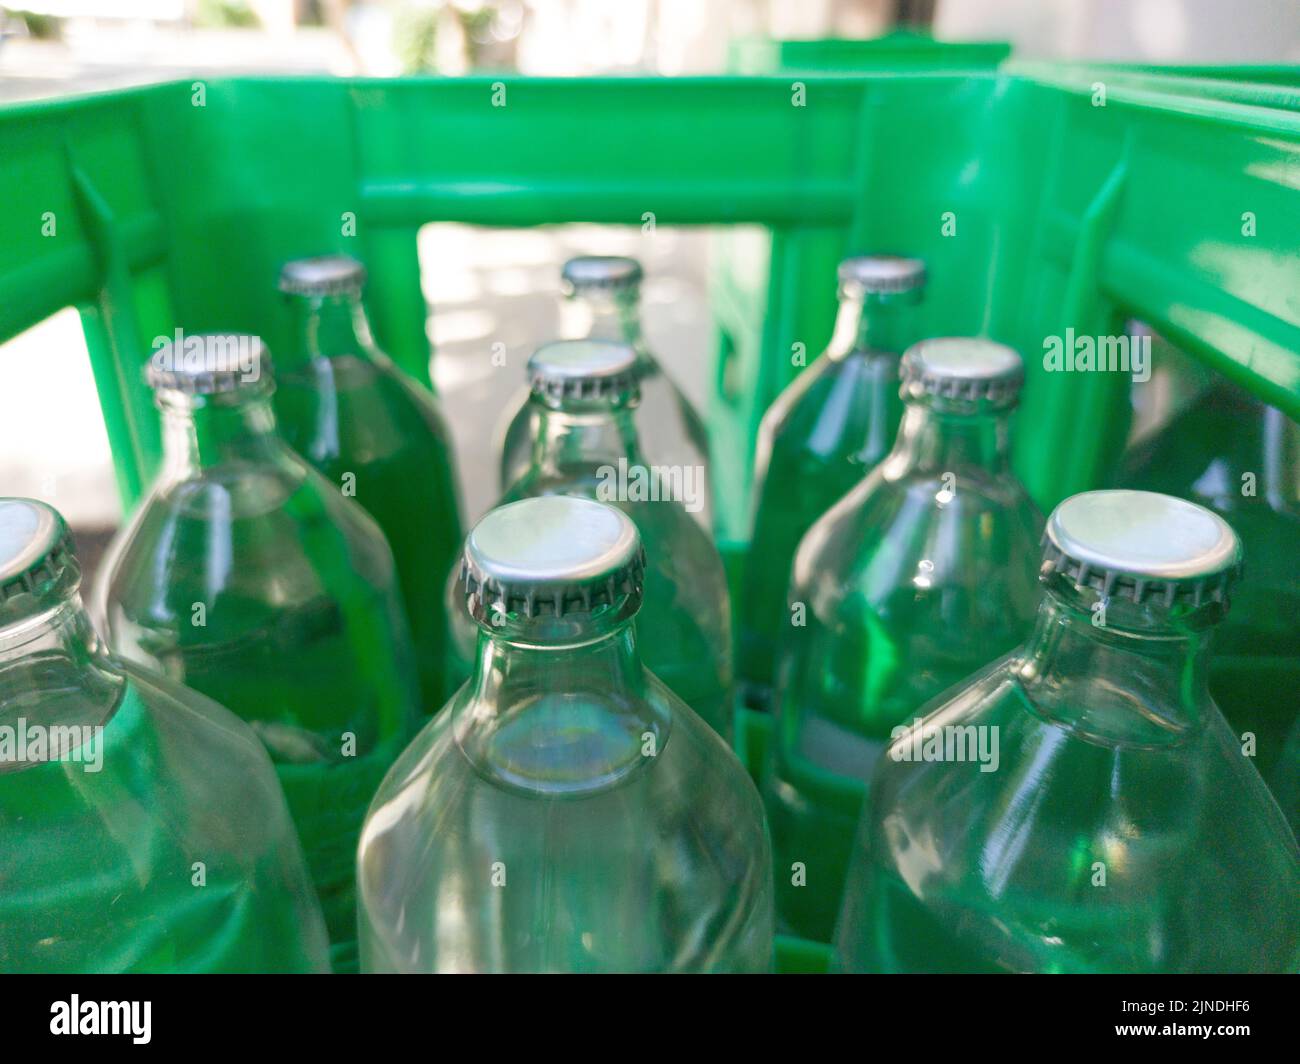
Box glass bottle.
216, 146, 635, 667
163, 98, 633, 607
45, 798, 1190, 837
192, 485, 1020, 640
740, 255, 926, 707
96, 333, 419, 972
765, 337, 1043, 941
360, 495, 772, 972
1, 498, 329, 973
276, 255, 463, 709
835, 490, 1300, 973
1119, 379, 1300, 791
449, 339, 732, 738
496, 255, 712, 527
1270, 716, 1300, 839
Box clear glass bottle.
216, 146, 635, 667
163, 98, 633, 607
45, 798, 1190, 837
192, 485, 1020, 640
1119, 379, 1300, 794
496, 255, 712, 527
449, 339, 732, 738
765, 337, 1043, 941
276, 255, 463, 709
95, 333, 419, 972
834, 490, 1300, 973
1, 498, 329, 973
740, 255, 926, 706
361, 495, 772, 972
1270, 716, 1300, 838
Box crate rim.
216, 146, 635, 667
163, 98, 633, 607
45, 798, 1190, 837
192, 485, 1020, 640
3, 66, 1299, 136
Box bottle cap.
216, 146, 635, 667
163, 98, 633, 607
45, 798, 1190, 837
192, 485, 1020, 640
145, 333, 272, 397
1042, 490, 1241, 608
837, 255, 926, 298
278, 255, 367, 297
528, 339, 639, 404
900, 337, 1024, 406
459, 496, 645, 626
561, 255, 643, 294
0, 499, 80, 626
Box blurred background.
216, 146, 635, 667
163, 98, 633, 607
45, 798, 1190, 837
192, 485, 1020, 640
1, 0, 1298, 571
3, 0, 1299, 90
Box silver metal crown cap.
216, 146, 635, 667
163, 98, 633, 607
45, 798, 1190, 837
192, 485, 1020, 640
528, 339, 640, 403
279, 255, 367, 296
1042, 490, 1242, 608
837, 255, 927, 297
0, 498, 79, 624
459, 496, 645, 623
146, 333, 272, 397
561, 255, 643, 293
900, 337, 1024, 405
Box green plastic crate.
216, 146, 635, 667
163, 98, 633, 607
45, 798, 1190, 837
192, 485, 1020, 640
2, 57, 1298, 974
727, 30, 1012, 76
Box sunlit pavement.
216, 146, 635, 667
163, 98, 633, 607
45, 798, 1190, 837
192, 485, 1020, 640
422, 223, 713, 523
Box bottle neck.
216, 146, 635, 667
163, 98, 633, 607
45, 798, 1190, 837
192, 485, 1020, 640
283, 291, 379, 368
0, 593, 100, 666
1016, 584, 1217, 744
158, 392, 287, 477
528, 397, 643, 474
829, 293, 917, 360
883, 401, 1012, 478
0, 593, 122, 740
562, 289, 646, 357
468, 618, 647, 704
457, 617, 657, 794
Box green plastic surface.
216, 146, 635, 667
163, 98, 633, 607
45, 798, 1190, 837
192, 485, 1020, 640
3, 51, 1298, 975
3, 70, 1298, 527
727, 31, 1012, 75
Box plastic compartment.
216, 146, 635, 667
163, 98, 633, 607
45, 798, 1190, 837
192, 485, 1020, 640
3, 54, 1298, 974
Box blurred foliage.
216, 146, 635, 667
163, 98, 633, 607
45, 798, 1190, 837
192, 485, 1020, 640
395, 3, 441, 74
394, 2, 518, 74
195, 0, 261, 30
297, 0, 326, 29
457, 6, 497, 67
4, 8, 64, 40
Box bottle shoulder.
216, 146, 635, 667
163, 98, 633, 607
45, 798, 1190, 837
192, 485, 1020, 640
275, 354, 455, 464
372, 674, 758, 815
861, 662, 1300, 970
792, 470, 1044, 596
872, 655, 1288, 804
1, 654, 299, 840
0, 655, 329, 973
101, 463, 399, 612
761, 351, 893, 439
116, 658, 304, 804
146, 456, 307, 519
359, 677, 770, 965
